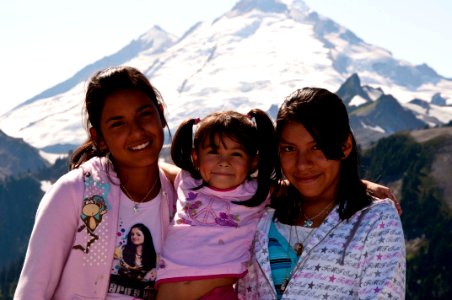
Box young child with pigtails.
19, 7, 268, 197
156, 109, 278, 300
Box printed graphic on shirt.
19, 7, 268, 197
109, 222, 157, 299
177, 192, 240, 227
73, 172, 111, 253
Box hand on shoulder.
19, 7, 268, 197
362, 179, 402, 215
159, 161, 181, 184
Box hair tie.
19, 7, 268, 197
246, 113, 256, 126
194, 118, 201, 124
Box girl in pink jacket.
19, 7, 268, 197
156, 109, 278, 300
14, 66, 176, 300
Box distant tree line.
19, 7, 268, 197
0, 257, 22, 300
362, 134, 452, 299
0, 156, 69, 299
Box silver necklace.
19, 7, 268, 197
281, 219, 344, 293
281, 224, 316, 292
303, 200, 335, 227
292, 225, 316, 257
121, 175, 159, 213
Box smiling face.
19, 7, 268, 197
193, 134, 256, 190
93, 89, 164, 171
279, 122, 351, 204
130, 227, 145, 245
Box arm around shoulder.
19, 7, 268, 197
159, 161, 180, 185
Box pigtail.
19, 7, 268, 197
171, 118, 200, 178
234, 108, 277, 207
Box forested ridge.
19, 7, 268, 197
362, 130, 452, 299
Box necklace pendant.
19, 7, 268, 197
304, 219, 314, 227
280, 278, 289, 292
133, 204, 139, 213
293, 242, 304, 256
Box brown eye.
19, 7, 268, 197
280, 145, 295, 152
110, 121, 124, 128
140, 109, 154, 117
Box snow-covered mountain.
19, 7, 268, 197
1, 0, 451, 153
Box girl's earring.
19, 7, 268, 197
192, 151, 199, 172
280, 168, 287, 179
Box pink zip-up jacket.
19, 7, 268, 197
14, 157, 176, 300
237, 199, 406, 299
156, 170, 270, 284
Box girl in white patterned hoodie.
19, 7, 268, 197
237, 87, 406, 299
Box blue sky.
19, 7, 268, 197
0, 0, 451, 115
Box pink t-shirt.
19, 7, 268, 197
156, 170, 269, 284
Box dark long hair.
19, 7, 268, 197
273, 87, 371, 221
123, 223, 156, 270
70, 66, 168, 169
171, 109, 277, 207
